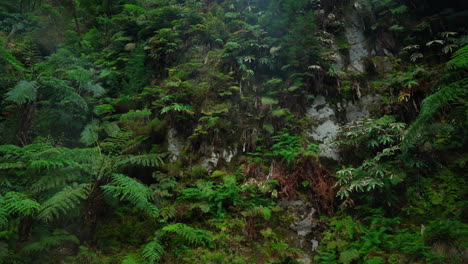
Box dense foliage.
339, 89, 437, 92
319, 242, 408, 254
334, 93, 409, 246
0, 0, 466, 263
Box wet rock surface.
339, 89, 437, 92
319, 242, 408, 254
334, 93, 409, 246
278, 199, 321, 257
306, 96, 340, 161
167, 128, 185, 161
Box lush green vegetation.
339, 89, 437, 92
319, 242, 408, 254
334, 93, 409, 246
0, 0, 466, 263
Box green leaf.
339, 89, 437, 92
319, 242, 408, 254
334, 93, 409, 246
6, 81, 37, 105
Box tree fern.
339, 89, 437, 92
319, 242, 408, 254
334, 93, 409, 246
37, 184, 90, 222
162, 223, 212, 246
447, 45, 468, 69
102, 174, 159, 217
3, 192, 40, 217
404, 79, 467, 147
5, 80, 37, 105
141, 238, 165, 262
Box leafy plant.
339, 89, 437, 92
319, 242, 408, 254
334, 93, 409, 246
102, 174, 160, 218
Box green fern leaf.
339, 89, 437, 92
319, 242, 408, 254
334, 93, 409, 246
448, 45, 468, 69
160, 204, 177, 220
6, 80, 37, 105
37, 184, 90, 222
82, 82, 105, 97
162, 223, 212, 246
3, 192, 41, 217
31, 167, 82, 192
116, 154, 165, 168
0, 145, 22, 155
123, 4, 147, 14
80, 121, 100, 146
404, 79, 467, 146
0, 162, 26, 170
141, 238, 165, 262
102, 174, 159, 217
0, 46, 26, 72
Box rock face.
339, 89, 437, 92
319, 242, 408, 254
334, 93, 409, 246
344, 9, 368, 73
279, 199, 321, 259
306, 95, 381, 161
201, 147, 238, 171
342, 95, 381, 122
306, 95, 340, 161
167, 128, 185, 161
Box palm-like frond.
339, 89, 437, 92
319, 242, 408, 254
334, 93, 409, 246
162, 223, 212, 246
448, 45, 468, 69
30, 167, 82, 192
102, 174, 159, 217
115, 154, 165, 169
404, 79, 467, 146
5, 80, 37, 105
3, 192, 41, 217
37, 184, 90, 222
0, 46, 26, 72
141, 238, 165, 262
80, 121, 100, 146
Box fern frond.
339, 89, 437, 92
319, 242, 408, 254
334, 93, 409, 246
37, 184, 90, 222
29, 158, 79, 170
0, 162, 26, 170
123, 4, 147, 15
3, 192, 41, 217
404, 79, 467, 146
141, 238, 165, 262
241, 206, 272, 220
448, 45, 468, 69
21, 230, 79, 253
0, 46, 26, 72
101, 122, 121, 137
5, 80, 37, 105
61, 92, 88, 110
102, 174, 159, 217
82, 82, 105, 97
80, 121, 100, 146
162, 223, 212, 246
160, 204, 177, 220
0, 144, 21, 155
115, 154, 165, 169
160, 103, 194, 115
31, 167, 82, 192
